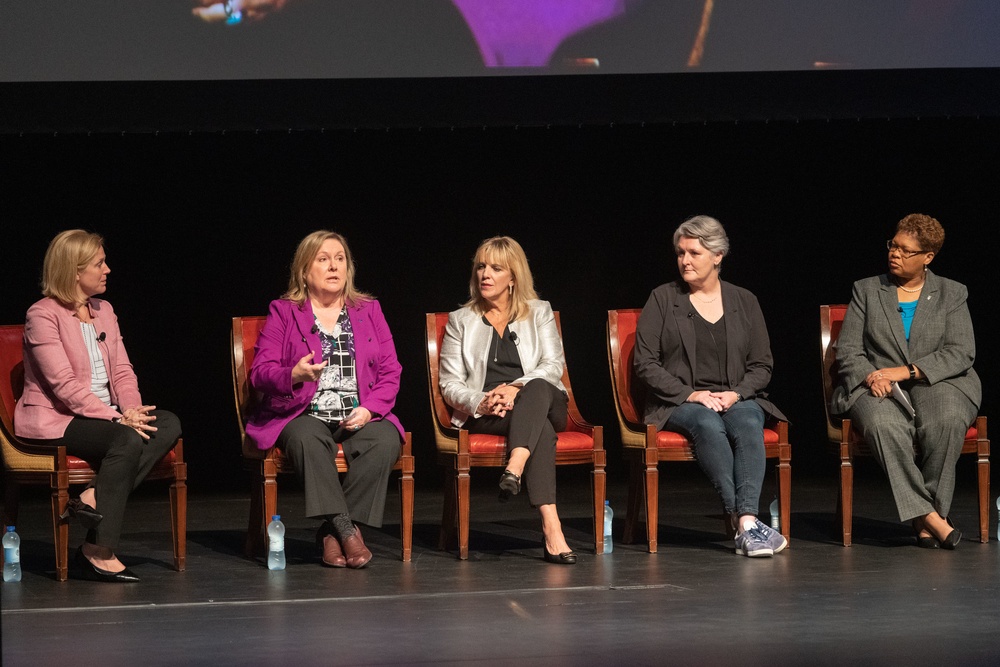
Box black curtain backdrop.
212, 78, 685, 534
2, 117, 997, 492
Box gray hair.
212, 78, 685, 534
672, 215, 730, 258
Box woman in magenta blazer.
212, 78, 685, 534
246, 230, 404, 569
15, 230, 182, 583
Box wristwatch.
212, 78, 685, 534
735, 392, 744, 402
907, 364, 917, 381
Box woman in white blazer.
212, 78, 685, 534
439, 236, 576, 564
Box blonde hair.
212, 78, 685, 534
282, 230, 371, 306
41, 229, 104, 307
463, 236, 538, 322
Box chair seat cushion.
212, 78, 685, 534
67, 448, 180, 471
654, 427, 781, 449
468, 431, 595, 455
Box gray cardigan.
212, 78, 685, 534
634, 280, 785, 430
439, 299, 566, 428
831, 269, 981, 415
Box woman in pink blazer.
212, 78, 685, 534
15, 230, 182, 583
246, 230, 404, 569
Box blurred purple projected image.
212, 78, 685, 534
451, 0, 626, 67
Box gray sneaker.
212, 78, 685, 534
753, 519, 788, 554
734, 527, 774, 557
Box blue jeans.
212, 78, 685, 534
665, 400, 766, 516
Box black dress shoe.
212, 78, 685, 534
916, 535, 939, 549
75, 546, 140, 583
60, 499, 103, 530
498, 470, 521, 502
543, 546, 577, 565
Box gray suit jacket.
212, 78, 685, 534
634, 280, 785, 430
831, 270, 981, 415
439, 299, 566, 427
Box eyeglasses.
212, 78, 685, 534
886, 240, 928, 259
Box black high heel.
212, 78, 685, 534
498, 470, 521, 502
74, 546, 140, 583
543, 545, 577, 565
60, 498, 104, 530
940, 518, 962, 550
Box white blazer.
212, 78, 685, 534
439, 299, 566, 427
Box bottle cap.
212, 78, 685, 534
271, 515, 280, 521
604, 500, 610, 505
6, 526, 14, 532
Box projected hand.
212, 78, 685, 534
192, 0, 289, 23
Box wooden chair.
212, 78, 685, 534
425, 311, 607, 559
231, 316, 415, 562
0, 324, 187, 581
819, 304, 990, 545
607, 308, 791, 553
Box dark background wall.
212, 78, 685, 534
3, 116, 996, 492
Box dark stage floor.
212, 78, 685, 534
3, 464, 998, 666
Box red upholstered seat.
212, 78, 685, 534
819, 304, 990, 545
231, 316, 414, 562
426, 311, 607, 559
607, 308, 792, 553
0, 323, 187, 581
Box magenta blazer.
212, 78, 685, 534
245, 298, 404, 450
15, 297, 141, 440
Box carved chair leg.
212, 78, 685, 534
170, 461, 188, 572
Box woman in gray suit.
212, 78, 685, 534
438, 236, 576, 564
634, 215, 787, 558
832, 213, 980, 549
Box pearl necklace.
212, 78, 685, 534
897, 282, 924, 293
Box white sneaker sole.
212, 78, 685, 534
735, 546, 774, 557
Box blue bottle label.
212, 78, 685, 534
4, 546, 17, 564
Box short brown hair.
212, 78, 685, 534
41, 229, 104, 307
897, 213, 945, 254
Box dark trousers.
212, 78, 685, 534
38, 410, 181, 550
465, 379, 568, 507
276, 415, 401, 527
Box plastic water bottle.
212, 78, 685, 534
3, 526, 22, 583
769, 498, 780, 531
266, 515, 286, 571
603, 500, 614, 554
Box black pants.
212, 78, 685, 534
276, 415, 401, 527
36, 410, 181, 550
465, 379, 568, 507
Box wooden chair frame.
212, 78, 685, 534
607, 309, 791, 553
820, 304, 990, 545
425, 311, 607, 559
0, 324, 187, 581
231, 316, 415, 562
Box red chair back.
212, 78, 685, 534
0, 325, 25, 438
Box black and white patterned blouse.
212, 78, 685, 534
308, 308, 360, 423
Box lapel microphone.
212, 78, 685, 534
509, 331, 519, 345
96, 332, 106, 342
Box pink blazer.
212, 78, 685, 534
15, 297, 141, 440
245, 298, 404, 450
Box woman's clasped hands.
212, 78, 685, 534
687, 390, 740, 412
120, 405, 158, 440
478, 383, 520, 418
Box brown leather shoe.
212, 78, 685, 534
317, 523, 346, 567
340, 527, 372, 569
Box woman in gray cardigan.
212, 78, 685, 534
439, 236, 576, 564
832, 213, 980, 549
634, 215, 787, 558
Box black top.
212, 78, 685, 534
692, 313, 728, 391
481, 316, 524, 391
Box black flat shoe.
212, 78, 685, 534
498, 470, 521, 502
941, 518, 962, 550
916, 535, 939, 549
543, 546, 577, 565
74, 546, 140, 583
60, 498, 103, 530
